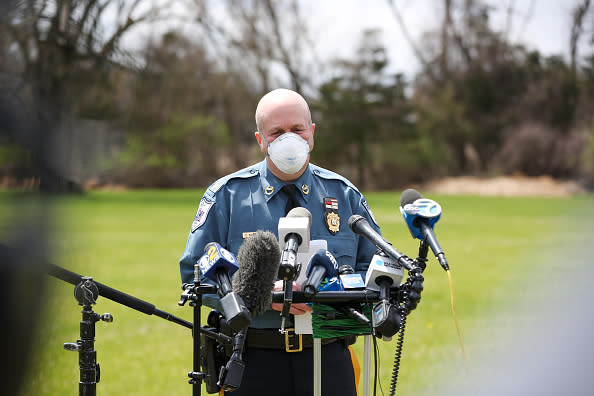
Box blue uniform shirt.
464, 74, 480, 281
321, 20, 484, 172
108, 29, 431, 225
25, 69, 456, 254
179, 160, 381, 328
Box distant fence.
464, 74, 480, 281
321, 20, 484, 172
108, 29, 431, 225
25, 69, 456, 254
47, 116, 123, 185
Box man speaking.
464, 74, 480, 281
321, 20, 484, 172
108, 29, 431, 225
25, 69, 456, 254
179, 88, 381, 395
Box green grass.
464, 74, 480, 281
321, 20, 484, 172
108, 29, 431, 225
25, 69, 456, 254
1, 189, 592, 395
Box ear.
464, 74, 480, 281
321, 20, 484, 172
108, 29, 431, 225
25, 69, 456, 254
255, 131, 267, 153
311, 123, 316, 136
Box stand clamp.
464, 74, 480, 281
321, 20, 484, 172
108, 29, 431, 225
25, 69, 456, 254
63, 277, 112, 396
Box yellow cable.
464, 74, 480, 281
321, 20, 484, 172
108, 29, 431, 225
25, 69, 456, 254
447, 269, 469, 373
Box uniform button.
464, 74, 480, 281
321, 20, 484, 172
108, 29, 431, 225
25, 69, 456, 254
249, 169, 256, 174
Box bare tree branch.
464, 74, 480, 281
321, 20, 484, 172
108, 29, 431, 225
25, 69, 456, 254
570, 0, 591, 74
99, 1, 159, 60
262, 0, 304, 91
86, 1, 110, 55
385, 0, 438, 82
441, 0, 452, 77
503, 0, 515, 40
516, 0, 535, 41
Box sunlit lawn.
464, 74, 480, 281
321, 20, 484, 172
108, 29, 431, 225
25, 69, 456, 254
1, 189, 592, 395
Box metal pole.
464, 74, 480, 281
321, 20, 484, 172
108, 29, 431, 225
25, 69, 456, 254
191, 291, 202, 396
363, 335, 372, 396
313, 338, 322, 396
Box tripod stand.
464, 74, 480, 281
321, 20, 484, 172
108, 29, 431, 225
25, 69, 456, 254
47, 263, 194, 396
62, 277, 113, 396
178, 279, 235, 396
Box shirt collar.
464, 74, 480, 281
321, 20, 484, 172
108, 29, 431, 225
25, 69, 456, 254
258, 160, 312, 203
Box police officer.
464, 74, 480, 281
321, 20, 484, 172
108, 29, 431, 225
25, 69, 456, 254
179, 88, 381, 396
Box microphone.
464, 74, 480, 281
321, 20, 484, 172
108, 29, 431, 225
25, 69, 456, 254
219, 231, 281, 391
364, 253, 405, 292
337, 265, 365, 289
198, 242, 251, 331
232, 230, 282, 315
348, 214, 415, 271
277, 207, 312, 330
334, 265, 370, 325
277, 207, 312, 281
365, 252, 403, 338
301, 249, 339, 297
399, 189, 449, 271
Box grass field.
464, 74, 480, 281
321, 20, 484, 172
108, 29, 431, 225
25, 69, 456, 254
1, 189, 593, 395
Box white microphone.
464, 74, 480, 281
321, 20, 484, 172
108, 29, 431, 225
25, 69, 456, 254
364, 253, 405, 292
365, 253, 404, 339
277, 207, 311, 280
278, 207, 311, 253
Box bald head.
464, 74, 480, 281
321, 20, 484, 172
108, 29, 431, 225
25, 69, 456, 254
253, 88, 316, 181
255, 89, 312, 132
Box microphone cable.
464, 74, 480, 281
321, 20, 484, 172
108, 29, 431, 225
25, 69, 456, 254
372, 332, 381, 396
447, 269, 468, 373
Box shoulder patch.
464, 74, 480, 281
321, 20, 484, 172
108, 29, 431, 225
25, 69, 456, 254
205, 166, 259, 198
191, 198, 215, 232
362, 197, 379, 226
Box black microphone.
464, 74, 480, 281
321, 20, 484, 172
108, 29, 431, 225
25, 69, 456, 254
198, 242, 251, 332
400, 188, 449, 271
219, 231, 281, 392
348, 214, 415, 271
217, 327, 247, 392
277, 207, 312, 281
334, 266, 371, 325
232, 230, 282, 315
301, 249, 339, 297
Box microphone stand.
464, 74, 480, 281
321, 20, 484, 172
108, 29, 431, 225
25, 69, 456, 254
271, 289, 382, 304
62, 276, 110, 396
48, 263, 193, 329
179, 267, 234, 396
271, 260, 427, 396
46, 262, 197, 395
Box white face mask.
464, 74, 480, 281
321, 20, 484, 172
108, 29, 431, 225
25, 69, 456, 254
264, 132, 310, 174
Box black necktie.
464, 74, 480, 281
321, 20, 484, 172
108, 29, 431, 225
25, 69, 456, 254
282, 184, 300, 215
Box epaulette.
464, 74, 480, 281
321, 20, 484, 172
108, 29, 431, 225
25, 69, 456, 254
192, 165, 260, 232
310, 164, 360, 194
203, 164, 260, 201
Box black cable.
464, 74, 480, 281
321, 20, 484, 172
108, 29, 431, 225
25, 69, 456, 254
389, 311, 407, 395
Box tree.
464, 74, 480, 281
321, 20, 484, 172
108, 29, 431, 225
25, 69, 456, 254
191, 0, 317, 96
313, 29, 413, 189
387, 0, 585, 177
1, 0, 164, 191
114, 31, 252, 186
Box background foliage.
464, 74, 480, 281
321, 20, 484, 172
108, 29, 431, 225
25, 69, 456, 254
1, 0, 594, 191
